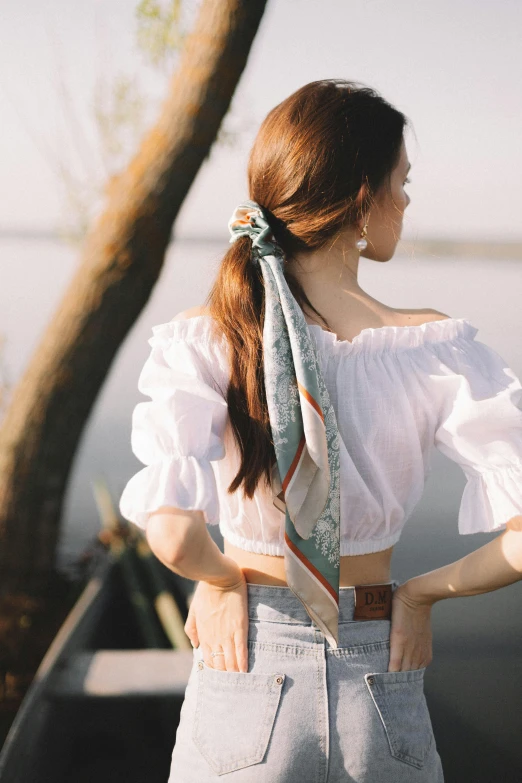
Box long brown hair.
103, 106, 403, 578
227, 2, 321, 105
206, 78, 409, 500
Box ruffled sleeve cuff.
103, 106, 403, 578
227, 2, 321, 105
118, 454, 220, 530
458, 462, 522, 534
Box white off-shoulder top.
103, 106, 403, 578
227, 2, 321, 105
119, 314, 522, 555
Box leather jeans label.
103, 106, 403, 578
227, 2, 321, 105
353, 583, 393, 620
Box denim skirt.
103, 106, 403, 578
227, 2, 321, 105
168, 580, 444, 782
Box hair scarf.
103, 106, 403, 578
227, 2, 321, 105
228, 200, 340, 649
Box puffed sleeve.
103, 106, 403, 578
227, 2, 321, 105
430, 329, 522, 534
118, 320, 229, 530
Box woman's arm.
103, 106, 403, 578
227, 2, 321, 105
145, 507, 243, 588
402, 516, 522, 606
145, 508, 250, 672
387, 517, 522, 671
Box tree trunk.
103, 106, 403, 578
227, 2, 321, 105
0, 0, 268, 594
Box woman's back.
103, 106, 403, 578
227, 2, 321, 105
229, 301, 455, 586
120, 302, 522, 587
166, 302, 453, 587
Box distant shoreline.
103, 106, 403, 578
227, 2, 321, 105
1, 229, 521, 259
397, 239, 522, 260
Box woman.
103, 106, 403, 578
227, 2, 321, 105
119, 79, 522, 782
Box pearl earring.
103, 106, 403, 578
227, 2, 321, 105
356, 221, 369, 252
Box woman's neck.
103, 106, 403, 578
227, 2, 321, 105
283, 230, 393, 329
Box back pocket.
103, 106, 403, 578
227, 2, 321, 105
192, 660, 285, 775
364, 667, 434, 769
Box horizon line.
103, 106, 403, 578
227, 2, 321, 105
1, 228, 522, 246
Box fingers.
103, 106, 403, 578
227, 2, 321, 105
184, 611, 199, 649
387, 626, 405, 671
211, 646, 227, 670
387, 651, 404, 672
388, 634, 423, 671
222, 638, 239, 671
199, 637, 248, 672
234, 629, 249, 673
201, 641, 224, 670
387, 647, 432, 672
207, 642, 233, 671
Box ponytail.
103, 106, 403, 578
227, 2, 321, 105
206, 235, 335, 500
206, 237, 272, 498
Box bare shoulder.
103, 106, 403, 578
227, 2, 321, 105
393, 307, 452, 325
170, 305, 211, 322
418, 308, 452, 324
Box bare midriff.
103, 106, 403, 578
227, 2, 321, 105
223, 539, 394, 587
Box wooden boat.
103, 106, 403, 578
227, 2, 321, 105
0, 487, 196, 783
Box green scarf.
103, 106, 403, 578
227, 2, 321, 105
228, 200, 340, 649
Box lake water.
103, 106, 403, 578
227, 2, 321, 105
1, 235, 522, 778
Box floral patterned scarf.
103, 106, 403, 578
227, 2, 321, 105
228, 200, 340, 649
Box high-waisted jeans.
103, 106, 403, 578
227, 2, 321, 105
168, 580, 444, 782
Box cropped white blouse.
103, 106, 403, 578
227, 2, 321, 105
119, 314, 522, 555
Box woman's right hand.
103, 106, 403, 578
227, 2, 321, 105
388, 582, 434, 672
184, 560, 250, 673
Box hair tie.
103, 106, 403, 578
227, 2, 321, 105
227, 200, 283, 262
225, 199, 342, 650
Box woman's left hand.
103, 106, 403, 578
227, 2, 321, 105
388, 582, 434, 672
184, 557, 250, 672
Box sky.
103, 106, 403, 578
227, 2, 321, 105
0, 0, 521, 241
